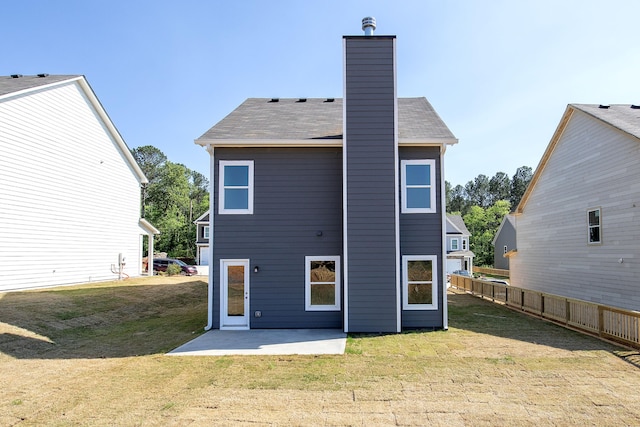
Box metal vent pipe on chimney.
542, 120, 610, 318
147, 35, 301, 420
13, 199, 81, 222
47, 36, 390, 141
362, 16, 376, 36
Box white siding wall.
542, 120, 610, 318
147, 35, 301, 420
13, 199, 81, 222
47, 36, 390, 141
0, 81, 143, 291
511, 110, 640, 311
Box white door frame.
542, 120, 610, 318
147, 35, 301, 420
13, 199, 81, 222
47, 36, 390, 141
220, 259, 250, 330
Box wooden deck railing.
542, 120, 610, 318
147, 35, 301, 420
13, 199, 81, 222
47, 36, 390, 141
450, 274, 640, 349
473, 266, 510, 278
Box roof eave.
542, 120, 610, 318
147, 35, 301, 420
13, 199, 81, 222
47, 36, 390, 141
195, 138, 343, 148
399, 137, 458, 146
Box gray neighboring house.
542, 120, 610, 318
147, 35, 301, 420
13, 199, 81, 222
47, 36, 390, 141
492, 214, 516, 270
510, 104, 640, 312
445, 214, 474, 274
194, 23, 458, 332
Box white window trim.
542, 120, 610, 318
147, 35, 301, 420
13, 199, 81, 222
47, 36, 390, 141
305, 256, 341, 311
203, 226, 210, 239
450, 238, 459, 251
218, 160, 254, 215
587, 207, 602, 245
402, 255, 438, 311
503, 245, 508, 254
401, 159, 436, 213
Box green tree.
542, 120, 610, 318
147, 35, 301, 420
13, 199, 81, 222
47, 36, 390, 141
446, 183, 470, 215
510, 166, 533, 209
488, 172, 511, 205
131, 146, 209, 258
464, 200, 511, 266
465, 174, 490, 208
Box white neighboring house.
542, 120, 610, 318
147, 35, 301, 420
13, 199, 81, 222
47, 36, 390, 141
0, 74, 159, 292
446, 214, 474, 275
510, 104, 640, 312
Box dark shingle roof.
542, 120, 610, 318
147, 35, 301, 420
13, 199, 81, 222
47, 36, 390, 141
571, 104, 640, 139
0, 75, 81, 98
196, 97, 457, 145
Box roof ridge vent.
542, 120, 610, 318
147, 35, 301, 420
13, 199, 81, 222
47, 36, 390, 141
630, 105, 640, 109
325, 98, 335, 102
37, 73, 49, 78
598, 104, 610, 109
10, 74, 23, 78
297, 98, 307, 102
269, 98, 279, 103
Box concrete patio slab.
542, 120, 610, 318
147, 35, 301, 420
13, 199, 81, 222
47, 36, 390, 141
167, 329, 347, 356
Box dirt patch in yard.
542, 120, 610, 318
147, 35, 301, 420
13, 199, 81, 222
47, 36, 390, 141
2, 280, 640, 426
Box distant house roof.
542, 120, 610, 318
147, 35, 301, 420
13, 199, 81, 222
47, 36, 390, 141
446, 214, 471, 236
492, 214, 515, 245
195, 97, 458, 146
0, 74, 148, 185
516, 104, 640, 213
194, 211, 210, 224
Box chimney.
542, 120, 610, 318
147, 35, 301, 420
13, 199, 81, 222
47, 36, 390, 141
362, 16, 376, 36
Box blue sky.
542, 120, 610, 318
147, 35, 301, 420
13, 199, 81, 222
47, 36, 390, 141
4, 1, 639, 186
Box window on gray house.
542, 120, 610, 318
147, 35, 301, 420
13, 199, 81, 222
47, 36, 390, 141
588, 208, 601, 244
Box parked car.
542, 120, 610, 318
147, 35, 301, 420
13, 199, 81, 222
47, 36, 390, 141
448, 269, 471, 282
479, 276, 509, 286
153, 258, 198, 276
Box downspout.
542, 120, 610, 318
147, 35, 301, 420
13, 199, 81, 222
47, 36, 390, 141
440, 145, 449, 330
204, 145, 215, 331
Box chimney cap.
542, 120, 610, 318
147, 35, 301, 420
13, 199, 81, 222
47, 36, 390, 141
362, 16, 376, 35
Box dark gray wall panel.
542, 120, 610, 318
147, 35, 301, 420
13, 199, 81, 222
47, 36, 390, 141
212, 147, 343, 329
399, 146, 445, 328
344, 36, 399, 332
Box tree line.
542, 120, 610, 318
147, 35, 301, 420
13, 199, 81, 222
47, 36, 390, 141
446, 166, 533, 266
131, 145, 209, 259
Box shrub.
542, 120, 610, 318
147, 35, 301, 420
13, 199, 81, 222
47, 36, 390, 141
166, 263, 182, 276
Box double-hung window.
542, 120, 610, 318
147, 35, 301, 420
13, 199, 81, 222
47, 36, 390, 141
451, 238, 459, 251
587, 208, 601, 244
219, 161, 254, 214
305, 256, 340, 311
402, 255, 438, 310
203, 226, 210, 239
401, 159, 436, 213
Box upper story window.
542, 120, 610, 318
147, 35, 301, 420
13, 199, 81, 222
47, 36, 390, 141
305, 256, 341, 311
203, 226, 210, 239
462, 239, 467, 250
219, 160, 254, 215
402, 255, 438, 310
503, 245, 508, 254
587, 207, 601, 244
401, 159, 436, 213
451, 238, 459, 251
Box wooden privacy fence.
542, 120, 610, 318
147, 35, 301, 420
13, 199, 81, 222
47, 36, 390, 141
473, 266, 510, 277
450, 274, 640, 349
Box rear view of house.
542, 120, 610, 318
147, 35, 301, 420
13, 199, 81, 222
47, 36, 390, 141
0, 74, 158, 291
195, 19, 457, 332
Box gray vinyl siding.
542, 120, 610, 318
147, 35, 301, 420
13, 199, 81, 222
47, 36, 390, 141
511, 110, 640, 311
399, 147, 444, 328
212, 147, 343, 329
344, 36, 399, 332
493, 220, 515, 270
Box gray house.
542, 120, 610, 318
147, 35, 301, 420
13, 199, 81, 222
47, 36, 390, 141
510, 104, 640, 312
194, 211, 210, 266
195, 21, 457, 332
445, 214, 474, 274
492, 214, 516, 270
